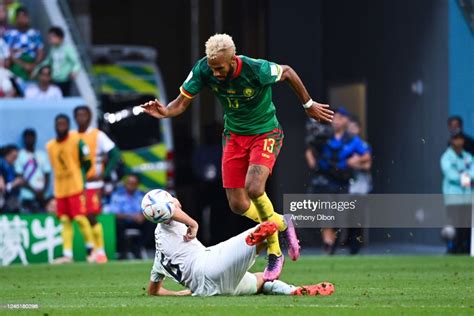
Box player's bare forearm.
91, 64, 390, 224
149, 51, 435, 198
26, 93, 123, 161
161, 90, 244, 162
279, 65, 334, 122
159, 288, 192, 296
171, 206, 199, 241
148, 281, 191, 296
164, 94, 192, 117
141, 94, 192, 119
280, 65, 311, 104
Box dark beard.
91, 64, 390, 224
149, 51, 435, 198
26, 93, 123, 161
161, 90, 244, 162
221, 65, 235, 82
56, 131, 68, 140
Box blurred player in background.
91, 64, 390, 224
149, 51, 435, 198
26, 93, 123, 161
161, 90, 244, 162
142, 33, 334, 280
147, 196, 334, 297
72, 105, 121, 263
47, 114, 95, 264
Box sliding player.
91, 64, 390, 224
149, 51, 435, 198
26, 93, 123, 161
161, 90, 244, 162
142, 33, 334, 280
147, 197, 334, 297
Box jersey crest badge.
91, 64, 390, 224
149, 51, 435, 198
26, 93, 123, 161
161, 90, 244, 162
243, 88, 254, 97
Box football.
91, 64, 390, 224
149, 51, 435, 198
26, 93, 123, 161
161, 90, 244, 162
141, 189, 175, 223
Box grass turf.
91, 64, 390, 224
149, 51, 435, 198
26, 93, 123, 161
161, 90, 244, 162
0, 256, 473, 315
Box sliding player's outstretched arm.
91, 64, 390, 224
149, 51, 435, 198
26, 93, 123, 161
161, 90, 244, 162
141, 94, 192, 119
279, 65, 334, 123
148, 280, 191, 296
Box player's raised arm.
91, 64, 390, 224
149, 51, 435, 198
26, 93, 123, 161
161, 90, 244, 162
279, 65, 334, 123
141, 94, 192, 119
142, 57, 204, 119
170, 198, 199, 241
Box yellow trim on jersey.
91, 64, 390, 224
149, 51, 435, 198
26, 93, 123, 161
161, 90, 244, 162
180, 86, 195, 99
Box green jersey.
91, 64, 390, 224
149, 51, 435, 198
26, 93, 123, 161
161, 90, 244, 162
180, 55, 283, 135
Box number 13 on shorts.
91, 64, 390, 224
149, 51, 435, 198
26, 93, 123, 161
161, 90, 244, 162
263, 138, 275, 153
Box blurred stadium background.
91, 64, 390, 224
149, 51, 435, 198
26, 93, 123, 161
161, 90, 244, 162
0, 0, 473, 265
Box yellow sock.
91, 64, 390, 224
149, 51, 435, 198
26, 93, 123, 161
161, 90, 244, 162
242, 202, 260, 223
252, 193, 287, 231
60, 215, 73, 258
92, 223, 105, 250
251, 192, 286, 256
265, 234, 281, 256
74, 215, 94, 249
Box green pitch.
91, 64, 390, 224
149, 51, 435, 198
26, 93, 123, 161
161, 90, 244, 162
0, 256, 473, 315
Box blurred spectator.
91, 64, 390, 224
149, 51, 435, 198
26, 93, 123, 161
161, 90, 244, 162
4, 0, 21, 25
0, 49, 15, 97
347, 116, 372, 255
24, 65, 63, 100
440, 132, 473, 254
14, 128, 51, 213
4, 7, 44, 82
447, 116, 474, 155
306, 107, 371, 194
305, 107, 371, 254
0, 36, 9, 60
34, 26, 80, 96
348, 116, 372, 194
107, 174, 148, 259
0, 4, 11, 37
0, 144, 23, 213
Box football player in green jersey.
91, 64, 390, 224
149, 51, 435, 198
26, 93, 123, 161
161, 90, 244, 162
142, 34, 333, 281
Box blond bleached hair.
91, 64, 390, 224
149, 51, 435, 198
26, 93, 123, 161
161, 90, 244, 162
205, 34, 236, 60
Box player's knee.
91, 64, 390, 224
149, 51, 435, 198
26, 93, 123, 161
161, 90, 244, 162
228, 199, 249, 215
245, 183, 264, 200
87, 214, 98, 226
59, 215, 70, 224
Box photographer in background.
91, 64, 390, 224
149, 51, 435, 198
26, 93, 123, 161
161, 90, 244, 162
305, 107, 371, 254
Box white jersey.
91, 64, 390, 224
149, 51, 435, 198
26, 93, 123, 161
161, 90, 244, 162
150, 220, 209, 294
79, 127, 116, 189
150, 221, 259, 296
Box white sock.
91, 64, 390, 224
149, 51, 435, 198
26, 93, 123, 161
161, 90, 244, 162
63, 249, 73, 258
262, 280, 298, 295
